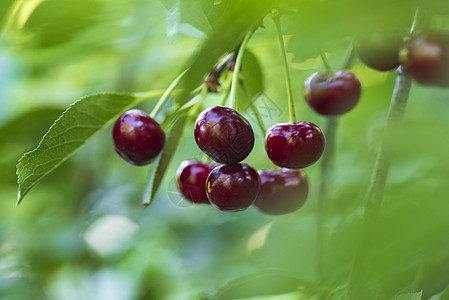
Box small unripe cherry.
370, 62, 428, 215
356, 30, 404, 71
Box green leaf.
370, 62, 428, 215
142, 87, 206, 207
0, 0, 16, 34
439, 284, 449, 300
163, 0, 227, 37
284, 0, 415, 62
238, 49, 264, 111
175, 0, 280, 109
159, 0, 176, 9
430, 282, 449, 300
166, 1, 181, 37
16, 92, 158, 205
142, 112, 189, 207
17, 0, 103, 48
394, 291, 423, 300
213, 270, 330, 300
179, 0, 223, 35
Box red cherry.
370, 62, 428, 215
194, 106, 255, 164
400, 31, 449, 87
206, 164, 260, 212
112, 109, 165, 166
265, 122, 325, 169
304, 71, 361, 116
176, 160, 217, 204
253, 169, 309, 215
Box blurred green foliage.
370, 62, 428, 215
1, 0, 449, 299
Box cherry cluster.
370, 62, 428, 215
111, 104, 317, 214
185, 104, 323, 213
177, 160, 308, 215
110, 49, 360, 214
111, 28, 449, 215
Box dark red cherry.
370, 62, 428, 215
112, 109, 165, 166
176, 160, 217, 204
356, 31, 404, 71
194, 106, 254, 164
399, 31, 449, 87
253, 169, 309, 215
206, 164, 260, 212
265, 122, 325, 169
304, 71, 361, 116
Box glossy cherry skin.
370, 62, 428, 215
304, 71, 361, 116
400, 31, 449, 87
194, 106, 254, 164
265, 122, 325, 169
206, 164, 260, 212
253, 169, 309, 215
112, 109, 165, 166
176, 160, 217, 204
356, 32, 403, 71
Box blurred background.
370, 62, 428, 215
1, 0, 449, 299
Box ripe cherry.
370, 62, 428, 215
304, 71, 362, 116
194, 106, 255, 164
206, 164, 260, 212
112, 109, 165, 166
265, 122, 325, 169
356, 31, 403, 71
400, 31, 449, 87
176, 160, 217, 204
253, 169, 309, 215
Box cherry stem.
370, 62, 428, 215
134, 90, 168, 101
141, 85, 208, 208
345, 67, 412, 300
211, 53, 236, 79
341, 41, 356, 70
205, 53, 236, 92
229, 32, 252, 111
150, 70, 187, 119
316, 116, 337, 281
220, 76, 232, 106
410, 8, 420, 34
191, 85, 212, 163
189, 84, 208, 118
273, 8, 296, 123
249, 100, 266, 137
320, 51, 334, 77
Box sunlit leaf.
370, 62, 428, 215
18, 0, 103, 47
142, 113, 189, 207
394, 291, 423, 300
238, 49, 264, 111
175, 0, 280, 108
162, 0, 226, 37
142, 88, 205, 207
